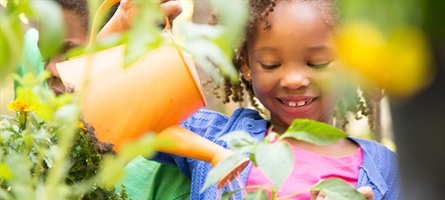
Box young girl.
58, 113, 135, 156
152, 0, 400, 199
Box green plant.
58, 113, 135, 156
0, 73, 131, 199
202, 120, 366, 200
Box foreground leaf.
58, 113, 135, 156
282, 119, 348, 146
255, 142, 293, 190
244, 189, 268, 200
218, 131, 257, 153
200, 153, 246, 193
311, 178, 365, 200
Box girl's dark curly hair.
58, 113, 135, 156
207, 0, 383, 132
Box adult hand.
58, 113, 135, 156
98, 0, 182, 37
119, 0, 182, 28
310, 186, 374, 200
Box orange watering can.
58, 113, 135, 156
56, 0, 248, 188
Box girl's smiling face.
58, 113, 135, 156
244, 1, 344, 133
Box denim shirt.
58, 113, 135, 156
152, 108, 400, 200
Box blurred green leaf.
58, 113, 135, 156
282, 119, 348, 146
220, 191, 236, 200
97, 156, 126, 189
218, 131, 257, 154
179, 22, 237, 83
338, 0, 421, 36
123, 1, 164, 67
3, 154, 35, 199
200, 153, 246, 193
255, 142, 293, 190
178, 0, 249, 84
29, 0, 65, 60
210, 0, 249, 54
0, 163, 14, 180
0, 10, 23, 83
244, 189, 268, 200
311, 178, 365, 200
118, 134, 158, 162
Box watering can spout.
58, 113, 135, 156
157, 125, 249, 188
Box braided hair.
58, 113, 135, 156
213, 0, 383, 132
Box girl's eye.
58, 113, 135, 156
308, 61, 332, 69
261, 63, 281, 70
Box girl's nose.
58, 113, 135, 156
279, 68, 311, 89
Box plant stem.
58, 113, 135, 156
18, 111, 27, 131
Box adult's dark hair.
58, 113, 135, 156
54, 0, 119, 31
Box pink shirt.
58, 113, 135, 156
246, 144, 363, 199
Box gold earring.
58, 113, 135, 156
246, 73, 251, 77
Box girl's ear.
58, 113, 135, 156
241, 62, 252, 81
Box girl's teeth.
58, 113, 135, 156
297, 101, 306, 106
284, 100, 310, 107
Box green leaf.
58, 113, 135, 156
200, 153, 246, 193
255, 142, 293, 190
244, 189, 268, 200
97, 156, 126, 189
0, 163, 14, 180
121, 1, 164, 68
4, 154, 35, 199
218, 131, 257, 153
0, 10, 23, 83
220, 191, 236, 200
179, 23, 238, 83
282, 119, 348, 146
311, 178, 366, 200
29, 0, 65, 60
118, 134, 158, 162
210, 0, 249, 49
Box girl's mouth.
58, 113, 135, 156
280, 97, 317, 107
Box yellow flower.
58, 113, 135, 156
77, 121, 86, 132
336, 22, 432, 99
7, 97, 34, 112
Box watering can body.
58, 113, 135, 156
57, 44, 248, 187
57, 45, 206, 150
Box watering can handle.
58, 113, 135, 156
88, 0, 120, 47
88, 0, 172, 47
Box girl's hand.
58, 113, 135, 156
98, 0, 182, 38
310, 186, 374, 200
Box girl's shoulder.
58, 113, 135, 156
350, 137, 397, 157
350, 137, 398, 180
350, 138, 400, 199
180, 107, 268, 138
183, 107, 263, 125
